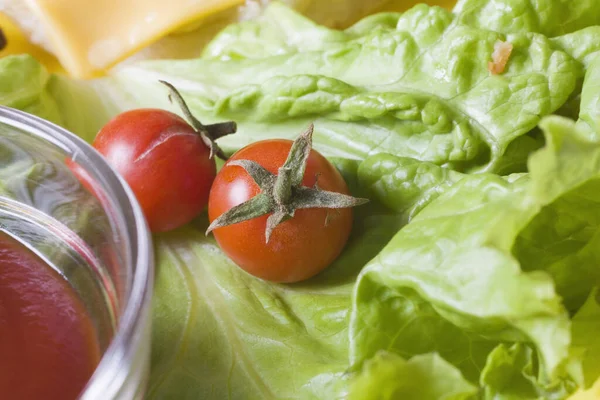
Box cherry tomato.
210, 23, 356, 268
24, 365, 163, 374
90, 109, 216, 233
208, 139, 353, 283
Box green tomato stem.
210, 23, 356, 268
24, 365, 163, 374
159, 80, 236, 160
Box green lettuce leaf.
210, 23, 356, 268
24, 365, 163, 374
202, 2, 352, 60
571, 289, 600, 388
550, 28, 600, 68
104, 3, 580, 173
576, 55, 600, 137
481, 343, 576, 400
150, 227, 343, 399
357, 153, 466, 221
346, 351, 477, 400
0, 55, 119, 143
454, 0, 600, 37
350, 113, 600, 393
45, 75, 118, 143
0, 55, 62, 126
511, 56, 600, 312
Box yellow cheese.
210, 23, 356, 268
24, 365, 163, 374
23, 0, 244, 79
0, 12, 63, 73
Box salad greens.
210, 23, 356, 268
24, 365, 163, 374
4, 1, 600, 399
0, 55, 62, 126
351, 115, 600, 393
106, 3, 583, 174
454, 0, 600, 37
346, 351, 477, 400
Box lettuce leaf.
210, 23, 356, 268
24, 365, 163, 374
481, 343, 576, 400
510, 53, 600, 311
0, 55, 62, 126
550, 27, 600, 68
454, 0, 600, 37
103, 3, 580, 173
201, 2, 353, 60
0, 55, 119, 143
346, 351, 477, 400
350, 113, 600, 398
576, 55, 600, 137
571, 289, 600, 388
149, 227, 347, 399
511, 56, 600, 313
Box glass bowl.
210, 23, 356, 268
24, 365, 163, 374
0, 106, 154, 399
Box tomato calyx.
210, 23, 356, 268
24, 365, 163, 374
159, 80, 236, 160
206, 124, 369, 242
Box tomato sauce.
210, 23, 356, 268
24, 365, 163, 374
0, 232, 101, 400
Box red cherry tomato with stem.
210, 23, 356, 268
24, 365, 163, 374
207, 125, 367, 283
69, 82, 236, 233
93, 108, 216, 232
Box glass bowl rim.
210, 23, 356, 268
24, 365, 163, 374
0, 106, 154, 398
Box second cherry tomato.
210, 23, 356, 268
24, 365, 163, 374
208, 139, 355, 283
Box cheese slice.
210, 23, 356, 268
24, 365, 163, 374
23, 0, 244, 79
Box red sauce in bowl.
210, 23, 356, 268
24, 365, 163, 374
0, 232, 101, 400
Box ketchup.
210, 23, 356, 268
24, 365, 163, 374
0, 231, 101, 400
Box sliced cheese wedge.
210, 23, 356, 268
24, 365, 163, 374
23, 0, 244, 79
